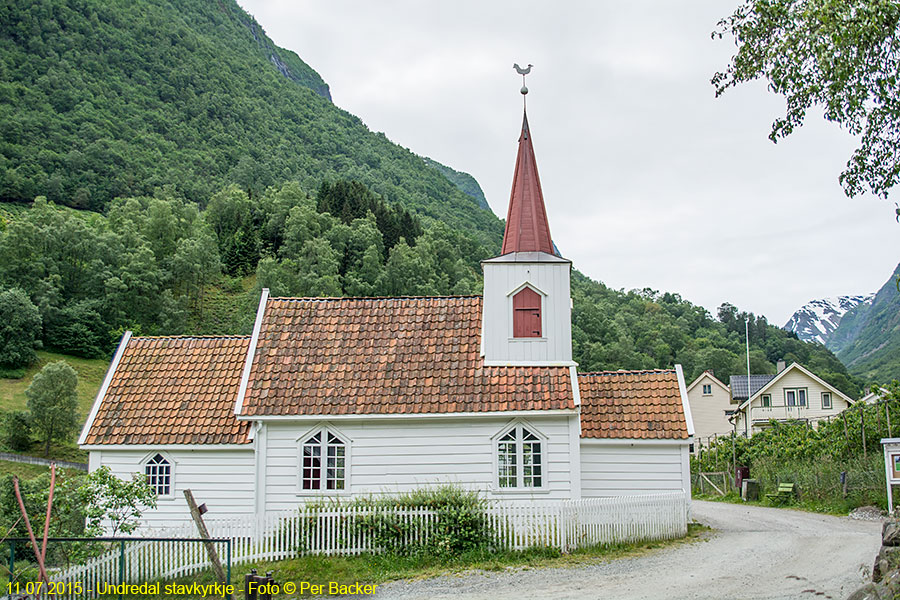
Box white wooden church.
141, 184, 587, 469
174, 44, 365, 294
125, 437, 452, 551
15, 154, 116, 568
78, 107, 694, 527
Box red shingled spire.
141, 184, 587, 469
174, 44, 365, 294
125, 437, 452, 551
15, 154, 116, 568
501, 110, 555, 255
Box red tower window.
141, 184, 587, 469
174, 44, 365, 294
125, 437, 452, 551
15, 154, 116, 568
513, 287, 542, 338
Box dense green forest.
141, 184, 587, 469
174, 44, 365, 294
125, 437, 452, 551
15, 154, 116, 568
0, 183, 487, 360
0, 0, 500, 247
0, 188, 862, 397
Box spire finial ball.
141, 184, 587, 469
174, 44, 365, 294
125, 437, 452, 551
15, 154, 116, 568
521, 85, 528, 95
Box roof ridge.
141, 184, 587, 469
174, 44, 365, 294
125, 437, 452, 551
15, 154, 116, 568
269, 295, 483, 301
131, 335, 251, 340
578, 369, 676, 376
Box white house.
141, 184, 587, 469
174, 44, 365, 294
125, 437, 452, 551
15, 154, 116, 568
78, 107, 694, 527
686, 370, 733, 450
860, 387, 890, 405
731, 362, 855, 436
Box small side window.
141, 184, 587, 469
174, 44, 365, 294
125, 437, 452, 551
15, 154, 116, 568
822, 392, 832, 410
702, 384, 712, 395
144, 453, 172, 497
761, 394, 771, 408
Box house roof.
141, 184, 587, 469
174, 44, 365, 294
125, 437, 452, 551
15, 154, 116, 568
687, 370, 729, 394
729, 374, 775, 401
238, 296, 575, 417
81, 336, 251, 445
578, 370, 690, 440
500, 110, 556, 256
861, 387, 890, 404
735, 362, 856, 412
81, 296, 692, 445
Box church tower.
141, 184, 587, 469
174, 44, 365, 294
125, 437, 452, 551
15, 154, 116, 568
482, 108, 573, 366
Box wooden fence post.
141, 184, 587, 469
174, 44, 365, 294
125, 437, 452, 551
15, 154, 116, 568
184, 489, 229, 591
889, 402, 893, 439
861, 410, 867, 460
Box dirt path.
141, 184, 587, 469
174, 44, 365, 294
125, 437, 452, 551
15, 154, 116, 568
375, 500, 882, 600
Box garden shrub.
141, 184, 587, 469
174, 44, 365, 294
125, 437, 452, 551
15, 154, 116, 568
297, 486, 494, 557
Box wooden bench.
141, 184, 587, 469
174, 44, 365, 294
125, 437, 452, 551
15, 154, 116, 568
766, 482, 796, 503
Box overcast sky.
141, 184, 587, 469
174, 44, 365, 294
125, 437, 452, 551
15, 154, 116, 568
238, 0, 899, 326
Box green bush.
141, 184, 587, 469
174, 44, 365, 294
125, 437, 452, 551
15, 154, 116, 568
298, 486, 493, 558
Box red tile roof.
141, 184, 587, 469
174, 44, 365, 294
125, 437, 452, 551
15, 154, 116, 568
578, 370, 689, 440
240, 296, 575, 416
501, 111, 555, 255
82, 336, 251, 445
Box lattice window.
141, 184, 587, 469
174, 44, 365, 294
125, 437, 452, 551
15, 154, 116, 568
522, 429, 542, 488
144, 453, 172, 496
325, 432, 345, 490
302, 430, 346, 491
496, 425, 543, 489
498, 430, 517, 488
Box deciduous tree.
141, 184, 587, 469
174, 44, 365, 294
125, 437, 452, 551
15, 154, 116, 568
25, 361, 78, 457
0, 287, 42, 368
713, 0, 900, 197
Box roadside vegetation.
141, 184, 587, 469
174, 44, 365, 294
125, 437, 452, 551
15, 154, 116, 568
1, 466, 157, 585
693, 381, 900, 513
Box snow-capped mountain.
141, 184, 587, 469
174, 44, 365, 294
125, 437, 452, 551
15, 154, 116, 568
784, 294, 875, 345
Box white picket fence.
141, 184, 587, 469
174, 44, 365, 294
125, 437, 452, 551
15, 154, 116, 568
48, 492, 687, 598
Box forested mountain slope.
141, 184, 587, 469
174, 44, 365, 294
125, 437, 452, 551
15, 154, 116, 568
0, 0, 500, 246
0, 0, 860, 397
829, 263, 900, 382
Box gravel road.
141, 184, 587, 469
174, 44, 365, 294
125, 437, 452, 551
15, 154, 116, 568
374, 500, 882, 600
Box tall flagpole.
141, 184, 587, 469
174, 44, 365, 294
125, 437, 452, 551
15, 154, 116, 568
745, 317, 751, 436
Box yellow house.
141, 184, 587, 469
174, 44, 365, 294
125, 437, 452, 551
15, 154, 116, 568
686, 371, 734, 450
732, 362, 855, 436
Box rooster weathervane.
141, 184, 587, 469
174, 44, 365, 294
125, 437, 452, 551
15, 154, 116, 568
514, 63, 532, 96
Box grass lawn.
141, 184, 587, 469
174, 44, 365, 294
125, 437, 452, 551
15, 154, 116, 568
0, 459, 85, 480
103, 523, 708, 599
694, 490, 868, 516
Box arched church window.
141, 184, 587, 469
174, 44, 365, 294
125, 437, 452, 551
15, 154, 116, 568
301, 430, 346, 491
144, 453, 172, 497
497, 424, 544, 489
